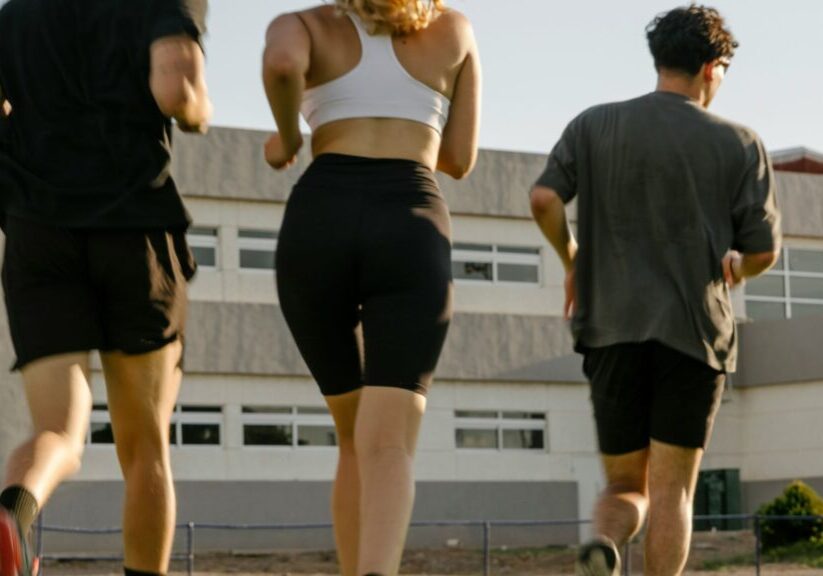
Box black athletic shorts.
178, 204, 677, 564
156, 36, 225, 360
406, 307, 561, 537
2, 216, 196, 370
582, 341, 725, 455
276, 153, 452, 397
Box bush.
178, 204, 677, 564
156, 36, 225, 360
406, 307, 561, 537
757, 481, 823, 551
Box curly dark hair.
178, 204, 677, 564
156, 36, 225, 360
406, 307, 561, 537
646, 5, 738, 75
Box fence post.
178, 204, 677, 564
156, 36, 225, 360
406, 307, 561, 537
622, 540, 631, 575
36, 513, 44, 576
187, 522, 195, 576
483, 521, 491, 576
753, 515, 761, 576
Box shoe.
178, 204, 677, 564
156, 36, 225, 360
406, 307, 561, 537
0, 509, 36, 576
575, 536, 621, 576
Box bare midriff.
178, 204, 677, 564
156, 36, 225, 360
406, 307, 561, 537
310, 117, 441, 170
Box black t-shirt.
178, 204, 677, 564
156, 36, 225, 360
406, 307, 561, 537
536, 91, 781, 372
0, 0, 207, 229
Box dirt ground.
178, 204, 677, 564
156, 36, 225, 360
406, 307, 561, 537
39, 531, 823, 575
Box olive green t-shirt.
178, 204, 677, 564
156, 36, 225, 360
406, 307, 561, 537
536, 91, 781, 372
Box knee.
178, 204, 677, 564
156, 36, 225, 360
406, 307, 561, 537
115, 429, 169, 473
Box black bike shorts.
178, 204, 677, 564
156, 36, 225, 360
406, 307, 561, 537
583, 341, 726, 455
276, 154, 453, 397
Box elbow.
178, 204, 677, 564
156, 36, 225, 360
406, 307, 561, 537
529, 185, 563, 218
263, 46, 303, 83
754, 248, 781, 271
437, 151, 476, 180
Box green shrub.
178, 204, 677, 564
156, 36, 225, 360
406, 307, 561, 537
757, 481, 823, 551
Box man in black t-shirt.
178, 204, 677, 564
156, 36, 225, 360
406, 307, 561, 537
531, 6, 780, 576
0, 1, 211, 575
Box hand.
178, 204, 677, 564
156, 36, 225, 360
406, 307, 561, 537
564, 267, 576, 320
265, 132, 302, 170
0, 99, 11, 119
722, 250, 744, 288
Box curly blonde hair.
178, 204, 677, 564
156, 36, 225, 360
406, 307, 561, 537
335, 0, 445, 35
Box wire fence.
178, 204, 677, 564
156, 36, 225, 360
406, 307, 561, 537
33, 513, 823, 576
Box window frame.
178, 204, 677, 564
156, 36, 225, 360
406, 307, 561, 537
744, 246, 823, 320
454, 410, 547, 452
451, 243, 542, 287
186, 226, 219, 271
237, 229, 279, 274
240, 406, 337, 449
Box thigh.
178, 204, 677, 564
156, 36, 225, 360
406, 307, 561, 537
1, 217, 102, 369
88, 229, 195, 356
101, 340, 183, 453
584, 343, 653, 455
359, 191, 453, 394
276, 188, 363, 396
649, 343, 725, 449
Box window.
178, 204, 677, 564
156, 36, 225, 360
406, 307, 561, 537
171, 405, 223, 446
187, 227, 219, 269
87, 405, 223, 446
88, 404, 115, 445
452, 243, 541, 285
454, 410, 546, 451
241, 406, 337, 448
238, 229, 278, 271
745, 247, 823, 320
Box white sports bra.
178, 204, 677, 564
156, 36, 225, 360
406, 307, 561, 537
301, 14, 451, 135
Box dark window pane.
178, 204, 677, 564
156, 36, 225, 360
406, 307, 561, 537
502, 429, 544, 450
789, 249, 823, 273
238, 230, 278, 240
244, 425, 292, 446
92, 404, 108, 411
169, 425, 177, 445
182, 424, 220, 445
453, 243, 492, 252
746, 275, 784, 297
296, 407, 329, 415
501, 411, 545, 420
789, 277, 823, 300
497, 263, 539, 283
90, 423, 115, 444
456, 429, 498, 449
455, 410, 497, 419
189, 227, 218, 237
746, 301, 786, 321
242, 406, 292, 414
452, 261, 492, 281
240, 249, 276, 270
181, 406, 222, 413
498, 246, 540, 255
298, 425, 337, 446
791, 303, 823, 318
190, 246, 216, 268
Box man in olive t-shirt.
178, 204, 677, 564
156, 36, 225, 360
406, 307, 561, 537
531, 6, 780, 576
0, 1, 211, 575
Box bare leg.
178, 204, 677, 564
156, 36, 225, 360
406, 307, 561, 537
325, 389, 362, 576
4, 353, 92, 508
102, 341, 182, 574
356, 386, 426, 576
644, 440, 703, 576
595, 448, 650, 547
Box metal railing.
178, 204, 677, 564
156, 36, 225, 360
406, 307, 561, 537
33, 513, 823, 576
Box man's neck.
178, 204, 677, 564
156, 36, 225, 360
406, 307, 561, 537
655, 72, 708, 108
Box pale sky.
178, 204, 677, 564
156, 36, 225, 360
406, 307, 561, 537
205, 1, 821, 155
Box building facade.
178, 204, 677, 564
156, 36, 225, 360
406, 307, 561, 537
1, 127, 822, 552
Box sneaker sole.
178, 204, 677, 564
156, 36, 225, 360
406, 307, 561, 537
0, 514, 22, 576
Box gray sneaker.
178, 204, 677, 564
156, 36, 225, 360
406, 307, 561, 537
575, 537, 621, 576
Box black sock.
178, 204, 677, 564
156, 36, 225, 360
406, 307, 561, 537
124, 568, 164, 576
0, 485, 39, 536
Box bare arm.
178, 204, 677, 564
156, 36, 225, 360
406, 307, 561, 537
437, 15, 480, 180
149, 34, 211, 133
530, 184, 578, 318
261, 13, 311, 169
